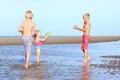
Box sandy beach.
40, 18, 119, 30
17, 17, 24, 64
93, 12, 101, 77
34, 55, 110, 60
0, 36, 120, 45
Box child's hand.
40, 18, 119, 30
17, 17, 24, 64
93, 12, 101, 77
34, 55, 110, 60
45, 36, 48, 38
73, 25, 79, 29
45, 32, 52, 37
18, 27, 23, 32
19, 30, 23, 34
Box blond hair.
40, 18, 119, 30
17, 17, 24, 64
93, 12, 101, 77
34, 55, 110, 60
34, 30, 41, 39
83, 13, 90, 18
25, 10, 33, 19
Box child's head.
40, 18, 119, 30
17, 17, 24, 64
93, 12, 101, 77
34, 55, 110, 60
25, 10, 33, 20
34, 30, 41, 39
83, 13, 90, 21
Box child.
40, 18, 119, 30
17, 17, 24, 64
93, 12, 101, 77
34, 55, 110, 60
34, 30, 48, 63
18, 10, 36, 68
73, 13, 91, 62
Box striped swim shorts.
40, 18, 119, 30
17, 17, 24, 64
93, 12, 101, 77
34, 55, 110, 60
22, 36, 33, 54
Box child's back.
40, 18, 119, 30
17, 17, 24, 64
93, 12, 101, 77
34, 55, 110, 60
21, 20, 35, 36
18, 10, 36, 68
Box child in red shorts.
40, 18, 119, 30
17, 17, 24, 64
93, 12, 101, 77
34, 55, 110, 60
74, 13, 91, 62
81, 35, 90, 50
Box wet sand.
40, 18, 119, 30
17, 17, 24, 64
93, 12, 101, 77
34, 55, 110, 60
0, 41, 120, 80
0, 36, 120, 45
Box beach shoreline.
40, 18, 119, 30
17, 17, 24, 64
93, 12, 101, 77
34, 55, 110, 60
0, 36, 120, 45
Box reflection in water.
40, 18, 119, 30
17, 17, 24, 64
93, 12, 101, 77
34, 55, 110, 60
22, 69, 32, 80
81, 61, 92, 80
22, 63, 43, 80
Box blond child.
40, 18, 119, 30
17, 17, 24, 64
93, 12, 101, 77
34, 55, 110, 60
73, 13, 91, 62
34, 30, 48, 63
18, 10, 36, 68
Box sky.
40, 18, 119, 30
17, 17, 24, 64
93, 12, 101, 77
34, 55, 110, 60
0, 0, 120, 36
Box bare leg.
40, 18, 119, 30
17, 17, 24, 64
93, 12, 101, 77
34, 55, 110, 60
36, 49, 41, 63
84, 49, 90, 61
25, 53, 30, 68
83, 49, 91, 62
82, 49, 87, 62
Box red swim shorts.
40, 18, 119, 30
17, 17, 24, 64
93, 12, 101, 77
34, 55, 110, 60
81, 35, 90, 50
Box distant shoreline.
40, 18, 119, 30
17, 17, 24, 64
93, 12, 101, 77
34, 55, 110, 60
0, 36, 120, 45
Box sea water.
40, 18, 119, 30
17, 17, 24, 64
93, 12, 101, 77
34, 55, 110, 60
0, 41, 120, 80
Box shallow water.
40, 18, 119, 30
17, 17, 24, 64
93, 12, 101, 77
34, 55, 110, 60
0, 41, 120, 80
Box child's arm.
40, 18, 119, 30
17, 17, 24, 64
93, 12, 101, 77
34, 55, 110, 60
73, 24, 88, 32
39, 36, 48, 42
32, 22, 36, 35
18, 22, 23, 33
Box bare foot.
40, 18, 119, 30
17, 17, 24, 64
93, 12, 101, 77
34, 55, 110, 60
83, 56, 91, 63
36, 60, 40, 63
29, 62, 31, 66
25, 64, 29, 68
87, 56, 91, 61
36, 61, 40, 63
83, 59, 88, 63
25, 62, 31, 68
